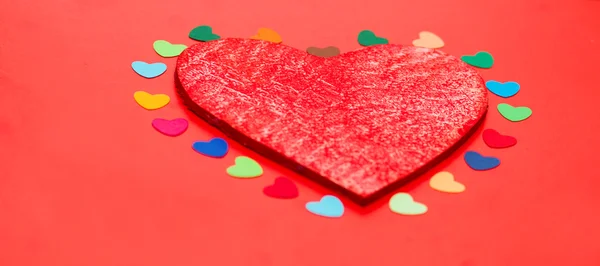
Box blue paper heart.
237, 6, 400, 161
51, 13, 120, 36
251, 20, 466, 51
485, 80, 520, 98
131, 61, 167, 78
192, 137, 229, 158
305, 195, 344, 218
464, 151, 500, 171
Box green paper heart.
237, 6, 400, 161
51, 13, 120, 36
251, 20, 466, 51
389, 193, 427, 215
461, 51, 494, 69
189, 25, 220, 42
153, 40, 187, 58
226, 156, 263, 178
358, 30, 389, 46
497, 103, 532, 122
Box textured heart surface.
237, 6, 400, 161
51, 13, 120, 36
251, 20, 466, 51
176, 38, 487, 204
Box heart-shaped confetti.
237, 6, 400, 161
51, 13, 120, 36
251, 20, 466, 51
429, 171, 465, 193
388, 193, 427, 215
152, 118, 188, 136
131, 61, 167, 78
305, 195, 344, 218
153, 40, 187, 58
306, 46, 341, 58
263, 177, 299, 199
486, 80, 520, 98
357, 30, 388, 46
251, 28, 282, 43
133, 91, 170, 110
464, 151, 500, 171
412, 31, 444, 49
176, 39, 487, 204
482, 129, 517, 148
189, 25, 220, 42
497, 103, 532, 122
461, 51, 494, 69
192, 137, 229, 158
226, 156, 263, 178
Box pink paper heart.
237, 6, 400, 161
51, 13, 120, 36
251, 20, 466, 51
152, 118, 189, 136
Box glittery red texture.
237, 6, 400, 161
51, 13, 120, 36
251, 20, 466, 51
176, 38, 487, 205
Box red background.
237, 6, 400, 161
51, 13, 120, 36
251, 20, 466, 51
1, 0, 599, 265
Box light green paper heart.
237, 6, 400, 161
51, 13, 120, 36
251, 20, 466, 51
153, 40, 187, 58
226, 156, 263, 178
358, 30, 389, 46
389, 193, 428, 215
497, 103, 532, 122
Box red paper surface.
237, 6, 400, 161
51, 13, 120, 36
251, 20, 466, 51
1, 0, 600, 266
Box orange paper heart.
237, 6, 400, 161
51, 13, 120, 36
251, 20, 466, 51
412, 31, 444, 49
429, 171, 465, 193
251, 28, 282, 43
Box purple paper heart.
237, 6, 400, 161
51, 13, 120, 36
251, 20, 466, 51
152, 118, 188, 136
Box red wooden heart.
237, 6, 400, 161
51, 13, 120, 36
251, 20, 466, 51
176, 38, 487, 205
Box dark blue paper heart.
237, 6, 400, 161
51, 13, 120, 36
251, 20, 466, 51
464, 151, 500, 170
192, 137, 229, 158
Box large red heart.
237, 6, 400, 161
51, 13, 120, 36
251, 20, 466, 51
176, 38, 487, 205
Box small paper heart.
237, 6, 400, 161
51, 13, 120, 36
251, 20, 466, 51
388, 193, 427, 215
306, 46, 341, 58
461, 51, 494, 69
152, 118, 188, 136
133, 91, 170, 110
429, 171, 465, 193
357, 30, 388, 46
153, 40, 187, 57
250, 28, 282, 43
192, 137, 229, 158
485, 80, 520, 98
131, 61, 167, 78
263, 177, 299, 199
497, 103, 532, 122
482, 129, 517, 148
464, 151, 500, 171
226, 156, 263, 178
305, 195, 344, 218
412, 31, 444, 49
189, 25, 220, 42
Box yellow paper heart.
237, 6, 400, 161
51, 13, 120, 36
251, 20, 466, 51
412, 31, 444, 49
388, 193, 428, 215
250, 28, 282, 43
429, 171, 465, 193
133, 91, 170, 110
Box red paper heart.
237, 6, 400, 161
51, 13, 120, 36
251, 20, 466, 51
176, 38, 487, 205
482, 129, 517, 148
263, 177, 299, 199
